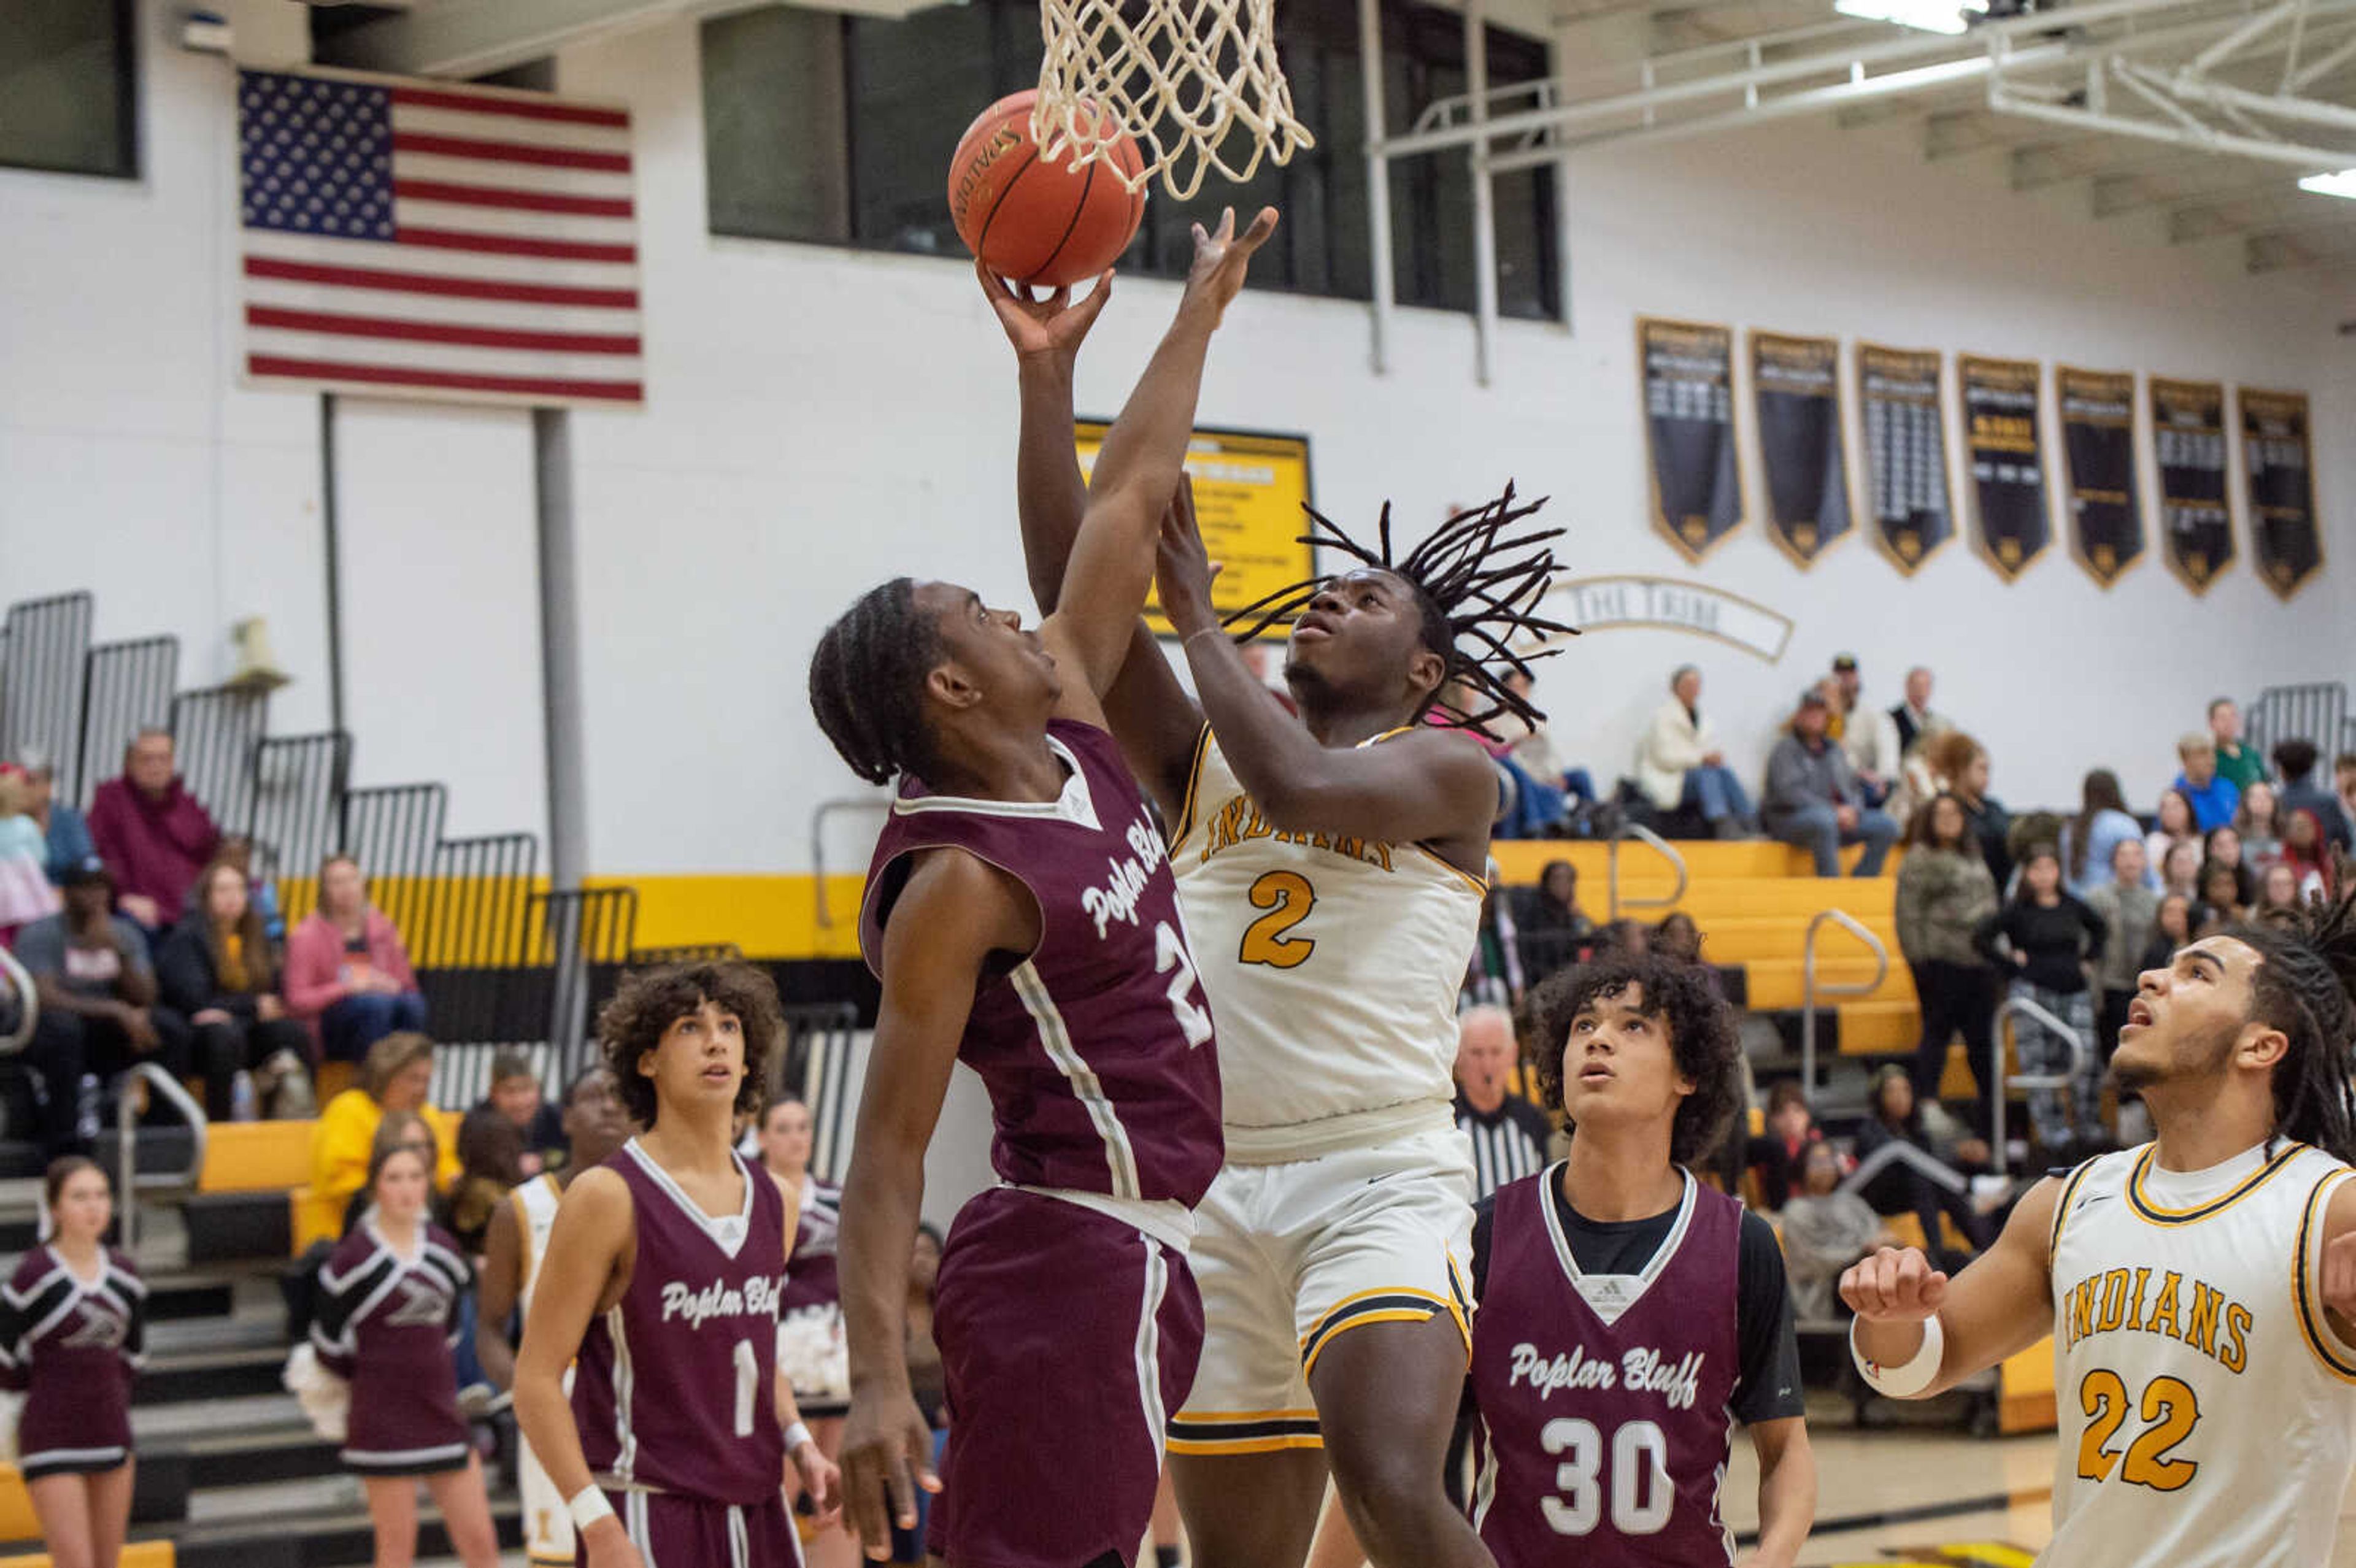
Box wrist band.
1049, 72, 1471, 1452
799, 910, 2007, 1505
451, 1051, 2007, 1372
1850, 1313, 1944, 1397
783, 1421, 814, 1454
1182, 627, 1227, 650
568, 1483, 616, 1532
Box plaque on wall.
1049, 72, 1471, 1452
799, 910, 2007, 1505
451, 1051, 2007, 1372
2056, 367, 2144, 587
2238, 388, 2322, 601
1752, 331, 1851, 567
2150, 377, 2233, 594
1958, 354, 2049, 580
1857, 342, 1953, 573
1638, 318, 1744, 562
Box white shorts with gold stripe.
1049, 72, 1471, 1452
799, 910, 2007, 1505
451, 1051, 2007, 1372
1169, 1124, 1475, 1456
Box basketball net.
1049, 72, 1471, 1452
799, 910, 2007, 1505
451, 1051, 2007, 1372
1033, 0, 1314, 200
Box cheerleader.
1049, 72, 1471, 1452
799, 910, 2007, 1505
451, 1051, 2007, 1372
0, 1158, 142, 1568
288, 1122, 498, 1567
758, 1096, 852, 1566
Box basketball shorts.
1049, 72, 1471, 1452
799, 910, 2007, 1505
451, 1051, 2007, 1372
581, 1489, 800, 1568
518, 1432, 572, 1566
1168, 1123, 1476, 1455
928, 1186, 1204, 1568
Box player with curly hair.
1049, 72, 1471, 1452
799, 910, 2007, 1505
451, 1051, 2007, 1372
1465, 951, 1815, 1566
512, 963, 839, 1568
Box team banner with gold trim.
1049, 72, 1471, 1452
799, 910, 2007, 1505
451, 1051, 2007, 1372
1751, 331, 1850, 567
1958, 355, 2049, 580
1857, 343, 1952, 573
2150, 377, 2233, 594
2057, 367, 2143, 587
1637, 318, 1743, 563
2239, 388, 2322, 601
1075, 421, 1314, 637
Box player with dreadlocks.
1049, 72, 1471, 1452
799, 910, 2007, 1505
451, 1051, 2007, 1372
1844, 885, 2356, 1567
997, 274, 1569, 1568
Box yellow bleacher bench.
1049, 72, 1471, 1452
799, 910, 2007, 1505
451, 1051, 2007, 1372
198, 1120, 315, 1194
0, 1548, 171, 1568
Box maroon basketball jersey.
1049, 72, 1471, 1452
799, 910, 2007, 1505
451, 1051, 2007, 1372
859, 718, 1223, 1207
1470, 1168, 1742, 1567
573, 1140, 788, 1505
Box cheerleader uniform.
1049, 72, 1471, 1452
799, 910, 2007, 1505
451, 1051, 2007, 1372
311, 1219, 474, 1475
0, 1247, 144, 1478
779, 1177, 847, 1415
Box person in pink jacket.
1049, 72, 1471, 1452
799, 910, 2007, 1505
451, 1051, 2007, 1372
283, 856, 427, 1062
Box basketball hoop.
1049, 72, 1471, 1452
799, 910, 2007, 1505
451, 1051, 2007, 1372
1033, 0, 1314, 200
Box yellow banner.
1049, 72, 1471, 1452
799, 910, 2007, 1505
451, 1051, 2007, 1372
1074, 422, 1314, 637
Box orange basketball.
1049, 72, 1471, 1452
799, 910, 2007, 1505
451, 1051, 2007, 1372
949, 90, 1145, 288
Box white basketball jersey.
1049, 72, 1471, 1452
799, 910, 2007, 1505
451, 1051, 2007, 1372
510, 1174, 572, 1566
2044, 1139, 2356, 1568
1169, 728, 1483, 1164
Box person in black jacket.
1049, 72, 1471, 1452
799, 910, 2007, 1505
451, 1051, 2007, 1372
157, 858, 314, 1120
1973, 844, 2107, 1158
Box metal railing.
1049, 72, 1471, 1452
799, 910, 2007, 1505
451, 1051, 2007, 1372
1798, 909, 1890, 1095
1989, 993, 2095, 1177
1841, 1136, 1971, 1201
2246, 680, 2347, 760
0, 945, 36, 1055
812, 797, 893, 930
115, 1064, 207, 1255
1, 594, 94, 800
1605, 823, 1688, 922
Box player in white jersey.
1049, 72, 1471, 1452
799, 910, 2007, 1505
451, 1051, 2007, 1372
1843, 886, 2356, 1567
474, 1067, 629, 1567
999, 275, 1571, 1568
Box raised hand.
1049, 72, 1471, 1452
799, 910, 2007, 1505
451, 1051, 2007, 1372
1179, 206, 1280, 325
838, 1386, 941, 1561
978, 259, 1112, 366
1839, 1245, 1950, 1321
1153, 475, 1223, 639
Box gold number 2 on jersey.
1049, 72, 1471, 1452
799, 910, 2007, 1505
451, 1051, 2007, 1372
2076, 1368, 2200, 1491
1241, 871, 1317, 968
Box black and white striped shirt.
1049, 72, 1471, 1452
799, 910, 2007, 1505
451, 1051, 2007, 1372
1455, 1094, 1555, 1200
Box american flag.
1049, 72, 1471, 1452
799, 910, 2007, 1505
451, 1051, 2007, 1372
237, 67, 642, 408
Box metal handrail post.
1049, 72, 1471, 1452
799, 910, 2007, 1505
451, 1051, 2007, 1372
1800, 909, 1890, 1096
114, 1064, 208, 1255
1989, 992, 2095, 1177
1605, 823, 1689, 922
0, 945, 35, 1055
811, 797, 893, 931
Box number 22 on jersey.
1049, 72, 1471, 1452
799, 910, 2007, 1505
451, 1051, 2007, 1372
2076, 1368, 2200, 1491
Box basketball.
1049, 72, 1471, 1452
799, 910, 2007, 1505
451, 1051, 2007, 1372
948, 90, 1145, 288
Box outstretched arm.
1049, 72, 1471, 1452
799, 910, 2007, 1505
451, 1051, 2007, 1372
1037, 207, 1278, 711
993, 271, 1204, 812
1841, 1175, 2062, 1399
1153, 491, 1496, 846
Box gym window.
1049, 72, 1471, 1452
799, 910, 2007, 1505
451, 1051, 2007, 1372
0, 0, 139, 180
701, 0, 1560, 320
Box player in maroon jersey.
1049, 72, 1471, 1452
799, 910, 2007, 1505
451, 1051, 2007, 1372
806, 207, 1274, 1566
1468, 953, 1816, 1568
514, 963, 841, 1568
0, 1157, 144, 1568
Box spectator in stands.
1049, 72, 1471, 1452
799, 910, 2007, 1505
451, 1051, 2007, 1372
1853, 1064, 1993, 1262
2084, 838, 2157, 1061
1828, 654, 1898, 807
284, 855, 428, 1063
444, 1105, 525, 1256
1777, 1142, 1897, 1320
2062, 770, 2149, 897
1453, 1005, 1552, 1199
16, 861, 189, 1156
1763, 688, 1897, 878
2172, 731, 2240, 833
1974, 845, 2106, 1157
477, 1048, 563, 1175
1920, 731, 2012, 890
1595, 918, 1653, 956
2208, 698, 2268, 793
1463, 874, 1524, 1009
2141, 893, 2202, 972
1498, 669, 1597, 828
2273, 739, 2354, 853
157, 858, 315, 1122
2201, 824, 2257, 909
1896, 792, 2002, 1107
2258, 862, 2309, 916
1653, 910, 1704, 964
0, 767, 60, 940
2336, 753, 2356, 839
13, 751, 93, 886
2158, 837, 2204, 902
2282, 808, 2338, 899
205, 834, 283, 942
85, 729, 219, 942
2145, 787, 2200, 878
311, 1031, 461, 1215
1888, 666, 1946, 758
1515, 859, 1593, 980
1634, 666, 1757, 837
1744, 1079, 1822, 1211
2235, 780, 2284, 866
2198, 859, 2247, 926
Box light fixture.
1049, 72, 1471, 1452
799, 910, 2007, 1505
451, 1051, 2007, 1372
2298, 169, 2356, 199
1834, 0, 1987, 33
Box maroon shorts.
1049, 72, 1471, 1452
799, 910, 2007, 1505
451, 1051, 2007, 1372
927, 1188, 1203, 1568
578, 1489, 799, 1568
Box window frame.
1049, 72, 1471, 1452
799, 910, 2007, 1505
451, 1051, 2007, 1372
0, 0, 140, 182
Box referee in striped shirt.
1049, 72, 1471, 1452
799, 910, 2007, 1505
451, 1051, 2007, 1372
1453, 1005, 1555, 1199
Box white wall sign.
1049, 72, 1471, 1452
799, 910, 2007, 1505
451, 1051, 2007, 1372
1545, 576, 1795, 662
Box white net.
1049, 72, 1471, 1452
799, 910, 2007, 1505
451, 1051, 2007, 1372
1033, 0, 1315, 201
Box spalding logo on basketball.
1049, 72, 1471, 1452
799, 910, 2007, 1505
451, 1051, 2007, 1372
949, 90, 1146, 288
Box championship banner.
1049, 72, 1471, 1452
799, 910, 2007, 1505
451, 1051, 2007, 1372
1075, 422, 1314, 637
2239, 388, 2322, 601
1857, 343, 1953, 573
1637, 318, 1743, 563
1751, 331, 1851, 567
1958, 355, 2049, 580
2057, 367, 2144, 587
2150, 377, 2234, 594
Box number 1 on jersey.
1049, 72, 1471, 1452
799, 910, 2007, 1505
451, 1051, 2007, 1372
734, 1337, 759, 1438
